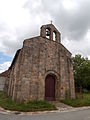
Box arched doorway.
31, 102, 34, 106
45, 74, 55, 101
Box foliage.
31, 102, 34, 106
72, 54, 90, 92
62, 93, 90, 107
0, 91, 56, 112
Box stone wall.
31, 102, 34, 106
6, 36, 75, 102
4, 24, 75, 102
0, 77, 6, 91
0, 70, 10, 91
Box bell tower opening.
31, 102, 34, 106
40, 23, 61, 43
53, 31, 56, 41
46, 28, 50, 39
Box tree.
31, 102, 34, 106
72, 54, 90, 93
81, 60, 90, 90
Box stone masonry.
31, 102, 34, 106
0, 70, 10, 91
2, 24, 75, 102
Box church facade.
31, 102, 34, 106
4, 24, 75, 102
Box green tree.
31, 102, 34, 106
81, 60, 90, 90
72, 54, 90, 93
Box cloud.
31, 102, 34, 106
0, 0, 90, 59
0, 61, 11, 73
25, 0, 90, 40
24, 0, 90, 58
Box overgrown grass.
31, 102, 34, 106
0, 91, 56, 112
62, 93, 90, 107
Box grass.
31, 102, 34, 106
0, 91, 57, 112
62, 93, 90, 107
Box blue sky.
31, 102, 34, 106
0, 52, 12, 73
0, 52, 12, 64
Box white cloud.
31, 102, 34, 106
62, 30, 90, 58
0, 61, 11, 73
0, 0, 51, 56
62, 0, 78, 10
0, 0, 90, 59
88, 56, 90, 60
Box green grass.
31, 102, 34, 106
62, 93, 90, 107
0, 91, 57, 112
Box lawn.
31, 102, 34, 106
62, 93, 90, 107
0, 91, 57, 112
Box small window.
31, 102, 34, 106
53, 31, 56, 41
46, 28, 50, 39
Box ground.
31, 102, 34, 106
0, 108, 90, 120
0, 92, 90, 120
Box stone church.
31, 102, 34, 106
2, 23, 75, 102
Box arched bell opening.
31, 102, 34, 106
53, 31, 56, 41
46, 28, 50, 39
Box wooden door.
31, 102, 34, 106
45, 75, 55, 101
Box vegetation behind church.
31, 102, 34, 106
62, 55, 90, 107
72, 54, 90, 94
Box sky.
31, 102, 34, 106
0, 0, 90, 73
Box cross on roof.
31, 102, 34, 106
50, 20, 53, 24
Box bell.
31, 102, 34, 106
46, 29, 50, 36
